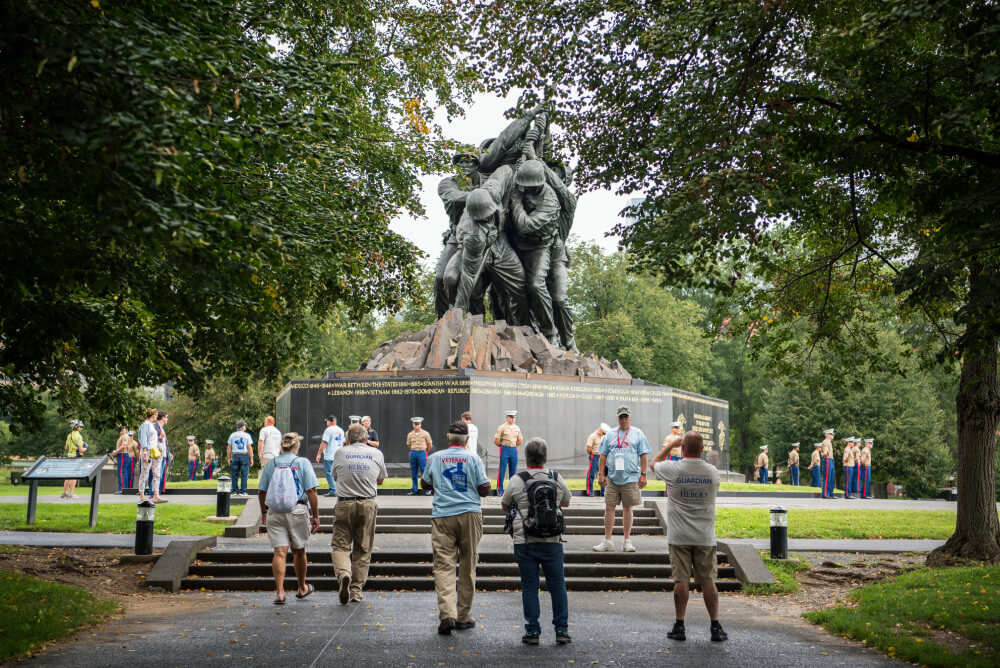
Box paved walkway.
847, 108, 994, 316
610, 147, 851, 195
34, 590, 902, 667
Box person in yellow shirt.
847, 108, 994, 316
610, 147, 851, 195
62, 420, 86, 498
203, 440, 217, 480
494, 410, 523, 495
406, 417, 433, 495
585, 423, 611, 496
754, 445, 769, 484
187, 436, 201, 481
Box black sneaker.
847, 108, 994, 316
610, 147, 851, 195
667, 623, 686, 641
556, 630, 572, 645
455, 620, 476, 630
521, 631, 540, 645
711, 624, 728, 642
438, 618, 456, 635
338, 574, 351, 605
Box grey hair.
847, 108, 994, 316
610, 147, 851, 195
347, 424, 367, 444
525, 438, 547, 467
447, 433, 468, 445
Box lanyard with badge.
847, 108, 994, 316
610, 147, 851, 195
614, 428, 630, 472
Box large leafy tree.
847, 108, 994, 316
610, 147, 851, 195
474, 0, 1000, 561
0, 0, 476, 431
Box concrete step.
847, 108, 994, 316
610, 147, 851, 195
180, 575, 741, 593
320, 508, 658, 518
338, 514, 660, 526
187, 562, 737, 579
291, 524, 663, 535
194, 549, 725, 565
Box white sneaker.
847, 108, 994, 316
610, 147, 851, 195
622, 539, 637, 553
592, 539, 615, 552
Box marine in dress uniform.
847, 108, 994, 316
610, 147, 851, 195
187, 436, 200, 481
203, 440, 217, 479
842, 437, 857, 499
755, 445, 769, 484
809, 443, 823, 489
585, 423, 611, 496
821, 429, 836, 498
407, 417, 433, 495
788, 443, 801, 486
493, 410, 523, 495
668, 421, 682, 460
861, 438, 873, 498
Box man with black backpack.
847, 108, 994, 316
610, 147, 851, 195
501, 437, 572, 645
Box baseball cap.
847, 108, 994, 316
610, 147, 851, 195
616, 405, 631, 417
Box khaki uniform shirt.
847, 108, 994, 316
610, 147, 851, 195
821, 440, 833, 458
586, 431, 603, 455
204, 447, 216, 465
788, 450, 800, 466
495, 423, 522, 448
861, 446, 872, 466
755, 452, 769, 468
407, 429, 432, 451
188, 444, 200, 462
116, 435, 130, 455
809, 449, 821, 468
842, 445, 856, 466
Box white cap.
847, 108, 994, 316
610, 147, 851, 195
505, 410, 518, 417
824, 428, 835, 435
791, 442, 800, 447
186, 435, 196, 441
600, 423, 612, 433
670, 421, 681, 428
760, 445, 768, 450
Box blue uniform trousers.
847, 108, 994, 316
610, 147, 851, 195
116, 454, 134, 491
203, 462, 215, 480
188, 461, 198, 481
409, 450, 428, 492
497, 446, 518, 494
844, 466, 852, 497
585, 453, 601, 495
822, 457, 835, 497
810, 465, 821, 489
758, 467, 769, 484
789, 464, 800, 486
862, 466, 871, 497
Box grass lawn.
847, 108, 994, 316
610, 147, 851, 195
743, 552, 810, 595
0, 503, 227, 536
0, 570, 118, 661
715, 508, 959, 540
805, 565, 1000, 667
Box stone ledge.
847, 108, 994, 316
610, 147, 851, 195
223, 498, 261, 538
145, 536, 217, 593
717, 539, 776, 585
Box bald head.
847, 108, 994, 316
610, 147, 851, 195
682, 430, 704, 457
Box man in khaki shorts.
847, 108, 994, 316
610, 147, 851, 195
593, 405, 651, 553
652, 430, 727, 642
257, 432, 320, 604
332, 424, 388, 604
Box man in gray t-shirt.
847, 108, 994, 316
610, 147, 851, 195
652, 431, 727, 643
331, 424, 387, 604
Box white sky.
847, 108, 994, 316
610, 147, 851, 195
390, 91, 640, 268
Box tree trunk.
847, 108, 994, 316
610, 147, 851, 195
927, 291, 1000, 565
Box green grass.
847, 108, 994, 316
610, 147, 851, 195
0, 479, 74, 497
742, 552, 810, 595
716, 508, 960, 539
0, 503, 228, 535
0, 570, 118, 661
805, 565, 1000, 667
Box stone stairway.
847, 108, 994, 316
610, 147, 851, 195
181, 548, 741, 592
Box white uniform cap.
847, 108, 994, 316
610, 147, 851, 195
187, 435, 196, 441
824, 428, 835, 435
791, 442, 800, 447
600, 423, 612, 433
760, 445, 768, 450
670, 421, 681, 428
505, 410, 518, 417
411, 417, 423, 424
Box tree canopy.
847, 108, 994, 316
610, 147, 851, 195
472, 0, 1000, 560
0, 0, 477, 431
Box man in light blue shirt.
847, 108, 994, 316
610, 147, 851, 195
227, 421, 255, 496
316, 415, 345, 497
421, 421, 490, 635
257, 432, 320, 604
594, 405, 651, 553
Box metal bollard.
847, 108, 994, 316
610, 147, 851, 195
135, 500, 155, 555
769, 506, 788, 559
216, 475, 232, 518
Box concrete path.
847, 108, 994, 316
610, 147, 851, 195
34, 590, 902, 667
0, 530, 200, 549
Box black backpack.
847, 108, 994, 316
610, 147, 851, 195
512, 470, 565, 538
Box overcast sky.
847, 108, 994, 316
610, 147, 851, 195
389, 91, 640, 269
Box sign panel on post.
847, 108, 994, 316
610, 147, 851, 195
22, 456, 109, 528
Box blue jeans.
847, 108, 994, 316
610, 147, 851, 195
497, 446, 518, 494
513, 542, 568, 634
789, 465, 799, 486
758, 467, 768, 484
231, 453, 250, 494
409, 450, 427, 492
323, 459, 336, 494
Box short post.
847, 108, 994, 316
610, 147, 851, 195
216, 475, 232, 519
135, 500, 156, 555
769, 506, 788, 559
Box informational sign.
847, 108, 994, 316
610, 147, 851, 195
22, 455, 109, 528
